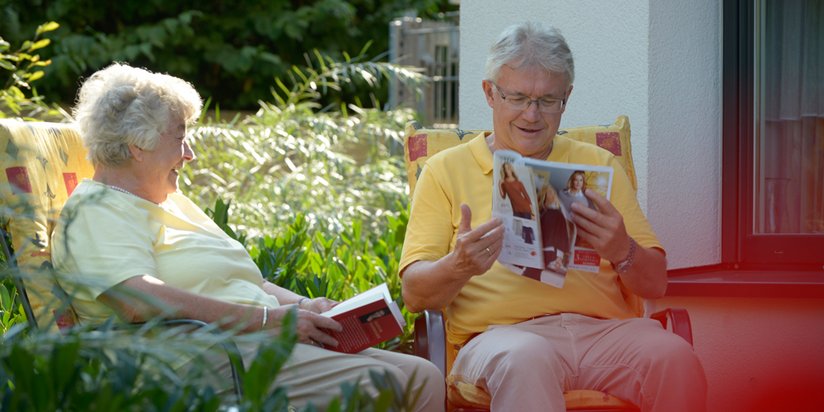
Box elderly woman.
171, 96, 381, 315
51, 63, 444, 411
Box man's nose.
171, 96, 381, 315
520, 100, 542, 120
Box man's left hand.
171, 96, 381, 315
570, 189, 632, 263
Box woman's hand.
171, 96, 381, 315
298, 297, 338, 314
266, 305, 342, 348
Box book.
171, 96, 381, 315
320, 283, 406, 353
492, 150, 614, 287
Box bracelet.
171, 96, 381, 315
611, 237, 637, 274
297, 297, 309, 308
261, 306, 269, 329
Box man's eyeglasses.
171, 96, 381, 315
491, 82, 566, 114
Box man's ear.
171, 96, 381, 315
482, 80, 495, 108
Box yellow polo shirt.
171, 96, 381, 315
52, 179, 278, 325
400, 133, 663, 346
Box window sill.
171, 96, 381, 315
666, 268, 824, 298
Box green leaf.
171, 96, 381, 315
25, 71, 44, 82
28, 39, 51, 52
35, 22, 60, 36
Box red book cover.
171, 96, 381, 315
321, 283, 405, 353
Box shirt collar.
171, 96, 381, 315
467, 131, 494, 175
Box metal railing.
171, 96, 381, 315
389, 16, 459, 127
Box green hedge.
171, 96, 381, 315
0, 0, 457, 109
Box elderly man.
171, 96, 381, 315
399, 22, 707, 411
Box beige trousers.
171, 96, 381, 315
450, 313, 706, 412
209, 341, 445, 411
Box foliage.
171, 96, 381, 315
0, 21, 66, 120
246, 210, 414, 352
0, 280, 26, 333
184, 49, 422, 238
0, 0, 458, 109
0, 310, 417, 411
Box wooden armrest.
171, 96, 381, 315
414, 309, 447, 376
649, 308, 693, 346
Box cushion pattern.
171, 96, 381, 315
1, 119, 93, 330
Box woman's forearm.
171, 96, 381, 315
100, 275, 266, 333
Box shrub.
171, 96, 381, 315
0, 21, 66, 120
0, 0, 458, 109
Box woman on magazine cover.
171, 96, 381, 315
559, 170, 594, 216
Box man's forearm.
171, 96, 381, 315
401, 256, 473, 313
617, 246, 668, 299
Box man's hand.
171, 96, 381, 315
450, 204, 504, 278
570, 189, 632, 263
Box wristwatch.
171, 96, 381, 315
612, 237, 637, 274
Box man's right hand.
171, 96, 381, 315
450, 204, 504, 279
400, 204, 504, 312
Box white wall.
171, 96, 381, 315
459, 0, 721, 269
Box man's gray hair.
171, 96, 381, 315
72, 63, 202, 167
485, 22, 574, 85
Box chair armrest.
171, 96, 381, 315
114, 318, 245, 400
160, 319, 245, 400
413, 309, 447, 376
649, 308, 693, 346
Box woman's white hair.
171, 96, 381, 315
485, 22, 574, 85
72, 63, 202, 167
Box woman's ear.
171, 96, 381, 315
128, 144, 143, 162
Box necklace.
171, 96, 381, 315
107, 184, 136, 197
106, 184, 157, 204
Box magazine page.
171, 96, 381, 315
522, 158, 613, 274
492, 150, 614, 287
492, 150, 543, 270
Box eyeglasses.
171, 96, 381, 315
491, 82, 566, 114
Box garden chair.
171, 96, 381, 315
403, 116, 693, 411
0, 118, 243, 399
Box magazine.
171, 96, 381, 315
492, 150, 614, 287
321, 283, 406, 353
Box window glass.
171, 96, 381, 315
754, 0, 824, 235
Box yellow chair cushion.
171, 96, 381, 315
403, 115, 636, 196
447, 375, 636, 411
0, 119, 93, 330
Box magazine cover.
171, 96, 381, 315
492, 150, 614, 287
